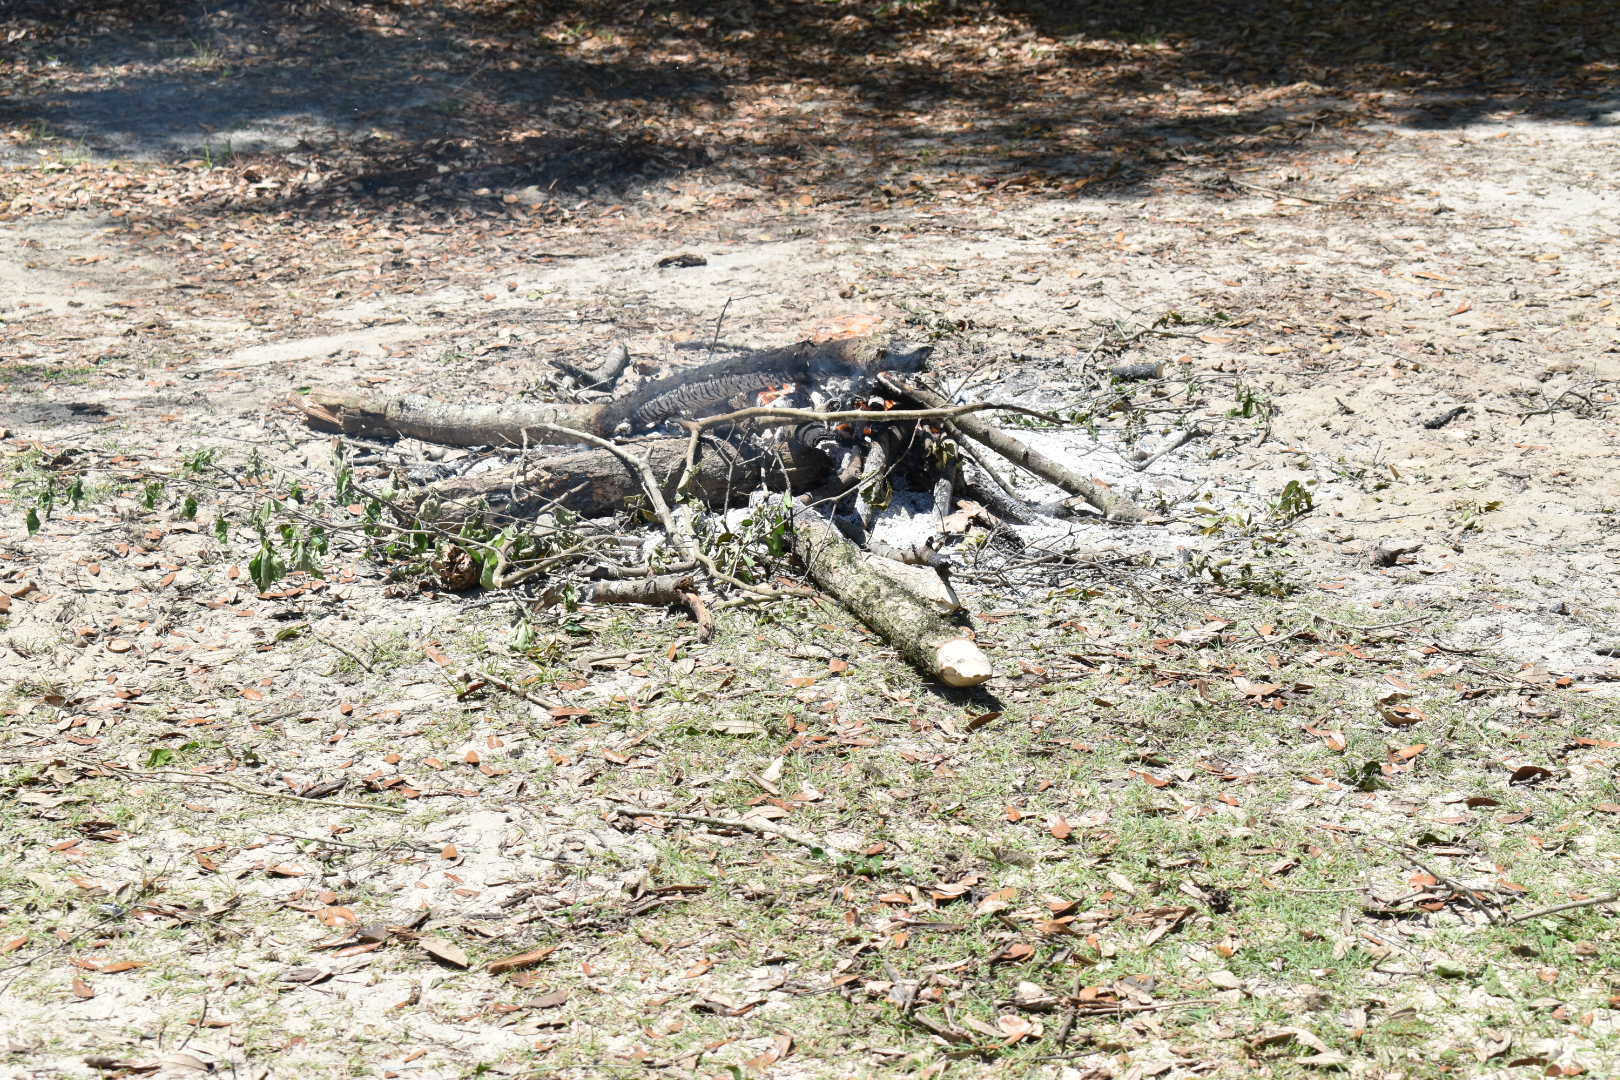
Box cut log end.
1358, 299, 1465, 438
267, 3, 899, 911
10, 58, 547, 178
933, 638, 994, 687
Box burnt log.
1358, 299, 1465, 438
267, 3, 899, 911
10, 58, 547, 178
293, 335, 929, 446
597, 336, 930, 434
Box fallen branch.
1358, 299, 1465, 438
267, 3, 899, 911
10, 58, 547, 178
294, 335, 927, 447
788, 506, 992, 687
599, 335, 930, 432
536, 423, 807, 603
557, 341, 631, 388
529, 572, 702, 612
423, 434, 826, 519
294, 388, 601, 447
957, 453, 1062, 526
1126, 424, 1208, 473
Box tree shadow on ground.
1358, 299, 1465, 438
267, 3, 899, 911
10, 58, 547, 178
1, 0, 1614, 218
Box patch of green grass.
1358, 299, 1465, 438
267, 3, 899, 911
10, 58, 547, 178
1, 361, 101, 385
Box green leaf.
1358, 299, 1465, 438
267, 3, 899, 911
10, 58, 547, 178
145, 747, 175, 768
1353, 760, 1390, 792
25, 508, 40, 536
249, 541, 286, 592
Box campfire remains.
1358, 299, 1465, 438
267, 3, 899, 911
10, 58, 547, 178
293, 334, 1156, 686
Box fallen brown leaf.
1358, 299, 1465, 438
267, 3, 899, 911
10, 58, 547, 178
421, 937, 470, 969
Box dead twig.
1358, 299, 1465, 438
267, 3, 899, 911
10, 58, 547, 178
1507, 892, 1620, 924
458, 665, 561, 711
1125, 423, 1208, 473
1305, 611, 1428, 632
1222, 175, 1365, 207
1068, 997, 1223, 1016
611, 804, 839, 857
688, 400, 1059, 432
75, 761, 408, 816
1361, 837, 1507, 924
311, 631, 374, 673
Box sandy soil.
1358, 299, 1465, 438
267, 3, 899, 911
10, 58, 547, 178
6, 96, 1617, 669
2, 3, 1618, 1077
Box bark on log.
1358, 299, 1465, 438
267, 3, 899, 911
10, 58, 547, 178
294, 388, 603, 447
864, 556, 961, 615
422, 436, 828, 519
543, 573, 694, 607
788, 507, 991, 687
881, 377, 1155, 524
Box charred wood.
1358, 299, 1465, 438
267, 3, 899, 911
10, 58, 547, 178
881, 376, 1155, 523
420, 435, 829, 520
597, 336, 929, 434
294, 336, 928, 446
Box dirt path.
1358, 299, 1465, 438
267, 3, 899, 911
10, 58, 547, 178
3, 4, 1618, 1078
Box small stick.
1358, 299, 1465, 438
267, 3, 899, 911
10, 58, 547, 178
461, 666, 560, 710
91, 764, 408, 815
611, 804, 836, 856
0, 909, 131, 991
1125, 424, 1207, 473
1305, 611, 1428, 632
1507, 892, 1620, 924
265, 831, 439, 854
1362, 838, 1506, 924
311, 632, 374, 673
1067, 997, 1223, 1015
1222, 175, 1364, 207
1054, 1007, 1078, 1049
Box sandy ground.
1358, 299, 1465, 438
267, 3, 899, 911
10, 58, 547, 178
2, 5, 1618, 1077
6, 97, 1618, 671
